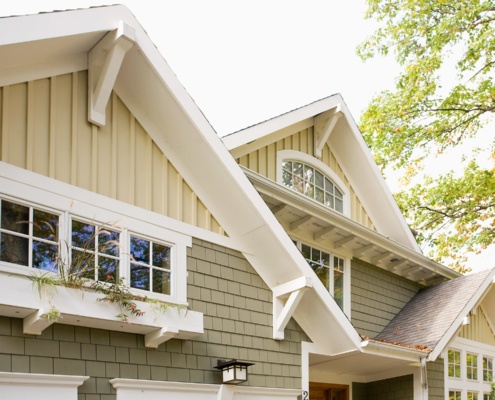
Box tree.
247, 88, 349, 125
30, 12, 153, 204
358, 0, 495, 272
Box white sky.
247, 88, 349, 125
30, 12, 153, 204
0, 0, 399, 135
2, 1, 492, 272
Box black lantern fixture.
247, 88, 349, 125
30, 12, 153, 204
214, 359, 254, 385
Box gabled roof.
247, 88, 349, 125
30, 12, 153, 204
376, 268, 495, 360
0, 5, 363, 355
222, 95, 421, 252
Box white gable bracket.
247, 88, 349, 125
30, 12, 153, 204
88, 21, 135, 126
314, 105, 342, 159
273, 276, 312, 340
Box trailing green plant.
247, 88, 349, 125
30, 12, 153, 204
22, 219, 187, 324
91, 276, 145, 322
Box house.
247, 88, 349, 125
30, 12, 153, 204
0, 5, 494, 400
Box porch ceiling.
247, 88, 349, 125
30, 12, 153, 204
243, 167, 460, 287
309, 350, 420, 381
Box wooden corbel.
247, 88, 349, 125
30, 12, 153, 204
144, 326, 179, 348
272, 276, 312, 340
88, 21, 136, 126
23, 308, 55, 335
314, 105, 343, 159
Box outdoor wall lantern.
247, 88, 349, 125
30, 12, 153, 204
215, 359, 254, 384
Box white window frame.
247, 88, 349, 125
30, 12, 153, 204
0, 165, 191, 306
292, 238, 350, 316
444, 338, 495, 400
277, 150, 351, 217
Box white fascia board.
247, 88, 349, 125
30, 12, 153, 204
0, 6, 131, 46
222, 95, 343, 150
427, 268, 495, 361
361, 340, 427, 363
328, 107, 421, 251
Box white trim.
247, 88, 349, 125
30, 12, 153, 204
444, 338, 495, 399
110, 379, 302, 400
0, 372, 88, 400
276, 150, 351, 217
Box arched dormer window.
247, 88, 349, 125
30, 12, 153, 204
277, 150, 349, 216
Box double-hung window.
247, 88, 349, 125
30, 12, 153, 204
448, 349, 462, 378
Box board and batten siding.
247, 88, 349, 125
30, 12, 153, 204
236, 127, 375, 230
458, 307, 495, 346
0, 72, 223, 235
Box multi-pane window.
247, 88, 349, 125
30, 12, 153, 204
468, 392, 479, 400
449, 391, 462, 400
483, 394, 492, 400
0, 198, 175, 299
468, 353, 479, 380
282, 161, 344, 213
70, 220, 120, 282
449, 349, 462, 378
299, 242, 346, 310
483, 357, 493, 382
0, 199, 59, 271
130, 236, 171, 295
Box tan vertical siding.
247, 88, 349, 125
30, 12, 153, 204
0, 72, 224, 235
458, 308, 495, 346
235, 127, 375, 230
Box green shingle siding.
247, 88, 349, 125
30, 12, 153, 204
352, 374, 413, 400
0, 239, 307, 399
351, 258, 422, 338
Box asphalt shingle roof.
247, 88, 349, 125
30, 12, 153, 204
375, 269, 494, 350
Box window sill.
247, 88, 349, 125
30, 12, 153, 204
0, 272, 203, 348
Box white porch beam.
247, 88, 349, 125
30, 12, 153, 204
371, 251, 392, 265
314, 106, 342, 158
144, 326, 179, 348
334, 235, 356, 249
88, 21, 135, 126
353, 243, 376, 257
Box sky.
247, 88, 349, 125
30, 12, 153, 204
2, 2, 493, 271
0, 0, 398, 136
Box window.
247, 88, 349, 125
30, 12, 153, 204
468, 392, 479, 400
484, 357, 493, 382
130, 235, 171, 295
281, 160, 344, 213
449, 349, 462, 378
0, 197, 185, 303
468, 353, 479, 380
449, 391, 461, 400
71, 219, 120, 282
295, 241, 348, 312
0, 199, 59, 271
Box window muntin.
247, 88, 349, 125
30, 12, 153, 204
449, 349, 462, 378
0, 199, 59, 271
483, 357, 493, 382
468, 353, 479, 380
467, 392, 479, 400
282, 161, 344, 213
449, 391, 462, 400
70, 219, 120, 282
130, 235, 171, 295
298, 242, 346, 311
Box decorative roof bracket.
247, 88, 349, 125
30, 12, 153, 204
314, 105, 342, 159
273, 276, 312, 340
23, 308, 55, 335
88, 21, 135, 126
145, 326, 179, 348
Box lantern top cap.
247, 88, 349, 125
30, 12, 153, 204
214, 359, 254, 369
